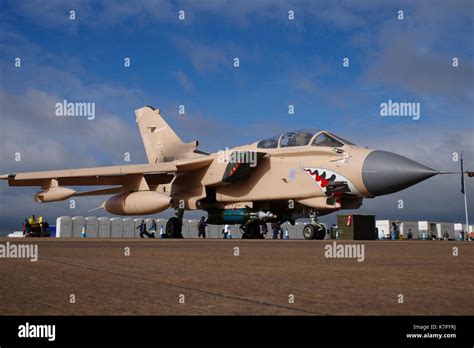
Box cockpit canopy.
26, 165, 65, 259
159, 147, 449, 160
256, 129, 355, 149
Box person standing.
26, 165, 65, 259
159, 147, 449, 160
136, 219, 155, 238
390, 222, 397, 240
271, 222, 279, 239
22, 219, 29, 236
260, 222, 268, 239
150, 220, 157, 233
198, 216, 207, 238
223, 224, 232, 239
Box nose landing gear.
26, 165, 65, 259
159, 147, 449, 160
303, 209, 327, 240
303, 223, 326, 240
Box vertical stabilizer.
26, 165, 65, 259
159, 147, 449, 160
135, 106, 197, 163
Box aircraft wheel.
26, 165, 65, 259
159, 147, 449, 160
242, 221, 261, 239
166, 217, 182, 238
303, 224, 316, 239
314, 225, 326, 240
251, 222, 263, 239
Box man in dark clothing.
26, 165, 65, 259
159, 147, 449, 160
136, 220, 155, 238
150, 220, 157, 233
271, 222, 279, 239
198, 216, 207, 238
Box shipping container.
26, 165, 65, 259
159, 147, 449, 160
337, 215, 376, 240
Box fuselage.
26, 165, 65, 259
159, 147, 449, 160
169, 129, 437, 222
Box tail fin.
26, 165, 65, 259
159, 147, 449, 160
135, 106, 198, 163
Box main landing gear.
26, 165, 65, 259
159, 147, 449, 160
240, 220, 264, 239
303, 209, 326, 240
165, 209, 184, 238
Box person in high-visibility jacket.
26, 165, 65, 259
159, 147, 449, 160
28, 215, 37, 226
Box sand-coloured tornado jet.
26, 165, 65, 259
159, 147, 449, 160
0, 106, 465, 239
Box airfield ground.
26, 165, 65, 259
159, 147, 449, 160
0, 239, 472, 315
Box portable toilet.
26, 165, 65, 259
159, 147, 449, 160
122, 218, 135, 238
178, 219, 188, 238
454, 223, 463, 240
209, 224, 219, 239
98, 217, 111, 238
72, 216, 86, 238
134, 218, 143, 237
85, 216, 99, 238
110, 217, 123, 238
156, 219, 167, 237
187, 219, 198, 238
279, 221, 289, 237
283, 222, 294, 239
295, 222, 304, 239
327, 224, 338, 240
56, 216, 73, 238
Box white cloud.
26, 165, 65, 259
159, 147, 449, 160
173, 70, 195, 92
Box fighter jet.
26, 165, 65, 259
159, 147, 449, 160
0, 106, 465, 239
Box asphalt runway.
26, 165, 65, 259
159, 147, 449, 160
0, 238, 472, 315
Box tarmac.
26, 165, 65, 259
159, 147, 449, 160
0, 238, 472, 315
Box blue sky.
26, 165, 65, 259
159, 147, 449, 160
0, 0, 473, 230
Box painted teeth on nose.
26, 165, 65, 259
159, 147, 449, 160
362, 150, 438, 196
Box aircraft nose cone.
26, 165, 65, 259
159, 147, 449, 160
362, 150, 438, 196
